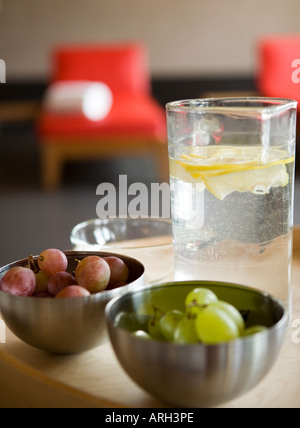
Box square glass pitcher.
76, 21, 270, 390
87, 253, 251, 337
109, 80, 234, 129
166, 98, 297, 314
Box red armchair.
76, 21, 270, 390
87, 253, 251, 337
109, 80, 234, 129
37, 43, 168, 190
256, 35, 300, 109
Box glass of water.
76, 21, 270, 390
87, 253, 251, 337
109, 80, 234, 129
166, 98, 297, 314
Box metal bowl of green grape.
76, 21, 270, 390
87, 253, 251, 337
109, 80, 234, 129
105, 281, 287, 408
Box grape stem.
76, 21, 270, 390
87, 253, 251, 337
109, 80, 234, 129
240, 310, 250, 322
151, 305, 164, 319
187, 301, 208, 310
26, 255, 39, 273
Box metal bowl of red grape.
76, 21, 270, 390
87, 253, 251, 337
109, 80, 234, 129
0, 249, 144, 354
105, 281, 287, 407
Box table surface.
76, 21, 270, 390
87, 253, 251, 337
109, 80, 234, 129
1, 230, 300, 408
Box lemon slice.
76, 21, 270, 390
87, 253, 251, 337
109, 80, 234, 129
171, 146, 293, 200
179, 146, 288, 167
169, 157, 205, 190
203, 163, 289, 200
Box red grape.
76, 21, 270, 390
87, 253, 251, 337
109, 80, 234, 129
48, 272, 77, 296
0, 267, 36, 297
75, 256, 110, 293
56, 285, 91, 298
38, 249, 68, 276
103, 257, 129, 288
33, 291, 53, 298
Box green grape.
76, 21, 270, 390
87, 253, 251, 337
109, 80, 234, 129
185, 288, 218, 315
242, 325, 267, 337
34, 271, 49, 294
208, 301, 245, 334
159, 310, 184, 342
115, 311, 151, 333
195, 306, 239, 344
148, 308, 165, 341
132, 330, 152, 340
121, 286, 268, 347
173, 316, 199, 345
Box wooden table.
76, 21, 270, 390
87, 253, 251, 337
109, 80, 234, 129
1, 230, 300, 408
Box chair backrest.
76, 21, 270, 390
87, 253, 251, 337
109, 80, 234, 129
50, 43, 151, 96
257, 35, 300, 106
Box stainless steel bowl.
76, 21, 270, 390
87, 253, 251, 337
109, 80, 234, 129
0, 251, 144, 354
105, 281, 287, 408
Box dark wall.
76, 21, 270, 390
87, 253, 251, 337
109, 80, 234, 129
0, 76, 256, 106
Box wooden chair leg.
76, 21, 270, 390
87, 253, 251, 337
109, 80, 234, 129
39, 140, 168, 190
153, 143, 169, 183
40, 145, 64, 191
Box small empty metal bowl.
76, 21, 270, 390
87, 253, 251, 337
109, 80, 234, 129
105, 281, 287, 408
0, 251, 144, 354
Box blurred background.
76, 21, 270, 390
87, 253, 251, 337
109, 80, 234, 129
0, 0, 300, 266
